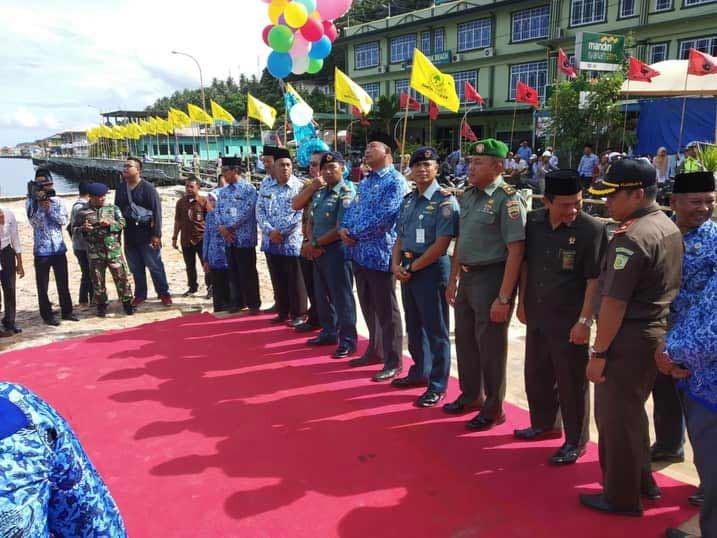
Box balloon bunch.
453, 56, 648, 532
262, 0, 353, 79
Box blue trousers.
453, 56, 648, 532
400, 256, 451, 393
124, 242, 170, 300
313, 242, 357, 347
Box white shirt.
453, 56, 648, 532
0, 207, 22, 254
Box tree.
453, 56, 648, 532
370, 94, 400, 134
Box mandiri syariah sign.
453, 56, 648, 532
575, 32, 625, 72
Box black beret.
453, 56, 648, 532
589, 158, 656, 196
544, 169, 582, 196
673, 172, 716, 194
320, 151, 345, 168
369, 132, 397, 152
86, 182, 108, 196
273, 148, 292, 161
409, 147, 439, 167
222, 157, 242, 167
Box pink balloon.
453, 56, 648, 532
322, 20, 337, 42
300, 16, 324, 42
315, 0, 352, 21
262, 24, 273, 46
289, 33, 311, 58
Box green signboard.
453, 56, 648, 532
428, 50, 451, 66
574, 32, 625, 72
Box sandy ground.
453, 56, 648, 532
0, 185, 699, 506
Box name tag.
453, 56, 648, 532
229, 208, 237, 217
416, 228, 425, 244
560, 249, 576, 271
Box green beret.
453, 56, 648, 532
467, 138, 509, 159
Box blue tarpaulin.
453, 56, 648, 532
636, 97, 716, 154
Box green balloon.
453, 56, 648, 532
307, 57, 323, 74
268, 25, 294, 53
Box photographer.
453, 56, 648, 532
25, 168, 78, 326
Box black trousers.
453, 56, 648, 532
301, 256, 319, 325
34, 253, 73, 321
181, 241, 207, 292
353, 262, 403, 370
651, 371, 685, 453
210, 268, 230, 312
0, 246, 17, 327
74, 249, 93, 304
227, 246, 261, 310
524, 327, 590, 447
265, 253, 307, 318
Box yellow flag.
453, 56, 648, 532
126, 123, 141, 140
247, 94, 277, 128
210, 100, 235, 123
86, 128, 98, 143
335, 68, 373, 115
142, 119, 156, 136
99, 125, 113, 139
187, 103, 213, 124
286, 83, 308, 106
170, 107, 191, 128
154, 117, 170, 135
410, 49, 460, 113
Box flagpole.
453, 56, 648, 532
245, 114, 252, 181
552, 75, 559, 151
400, 97, 411, 157
510, 105, 518, 152
334, 96, 338, 151
622, 79, 630, 152
677, 67, 690, 155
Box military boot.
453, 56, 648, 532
122, 300, 134, 316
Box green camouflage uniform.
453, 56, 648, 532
72, 203, 133, 304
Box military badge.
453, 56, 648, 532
424, 150, 432, 159
475, 143, 485, 154
613, 253, 630, 270
442, 205, 452, 217
326, 154, 334, 162
506, 200, 521, 219
568, 236, 576, 245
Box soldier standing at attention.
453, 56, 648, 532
515, 169, 608, 464
73, 183, 134, 317
580, 159, 683, 517
391, 147, 459, 407
444, 138, 526, 431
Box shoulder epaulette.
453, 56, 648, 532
439, 187, 454, 197
613, 219, 635, 235
500, 183, 516, 196
302, 179, 313, 188
404, 188, 416, 199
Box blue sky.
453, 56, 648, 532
0, 0, 268, 146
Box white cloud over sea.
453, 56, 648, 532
0, 0, 269, 146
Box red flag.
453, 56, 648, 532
628, 56, 661, 82
460, 121, 477, 142
516, 81, 539, 108
558, 48, 577, 79
428, 100, 439, 121
351, 105, 371, 126
399, 92, 421, 111
345, 131, 352, 145
688, 48, 717, 76
463, 81, 485, 105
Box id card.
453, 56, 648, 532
416, 228, 425, 244
229, 207, 237, 217
560, 249, 576, 271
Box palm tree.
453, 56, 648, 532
370, 94, 400, 134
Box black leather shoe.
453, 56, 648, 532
262, 304, 278, 314
287, 316, 307, 328
390, 376, 427, 389
122, 301, 134, 315
3, 325, 21, 334
348, 354, 383, 368
372, 368, 401, 382
666, 528, 696, 538
642, 484, 662, 501
549, 443, 585, 465
295, 322, 321, 333
579, 493, 643, 517
182, 289, 197, 297
307, 335, 338, 346
650, 446, 685, 463
688, 491, 704, 507
415, 391, 446, 407
270, 315, 289, 324
514, 426, 563, 441
61, 313, 79, 322
442, 397, 483, 415
247, 308, 262, 316
96, 304, 108, 318
465, 413, 506, 431
44, 317, 61, 326
331, 345, 356, 359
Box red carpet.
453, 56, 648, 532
1, 314, 697, 537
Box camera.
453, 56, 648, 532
27, 179, 56, 202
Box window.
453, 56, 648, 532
679, 35, 717, 58
619, 0, 637, 17
452, 70, 478, 103
684, 0, 716, 5
421, 31, 432, 54
390, 34, 417, 63
434, 28, 445, 53
361, 82, 380, 102
395, 79, 424, 103
648, 43, 668, 63
509, 61, 548, 101
570, 0, 606, 26
355, 42, 379, 69
511, 6, 549, 42
653, 0, 672, 11
457, 19, 492, 52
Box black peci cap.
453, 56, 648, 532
273, 148, 292, 161
589, 158, 656, 196
222, 157, 242, 167
673, 171, 716, 194
544, 169, 582, 196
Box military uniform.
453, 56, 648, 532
72, 184, 133, 312
450, 139, 527, 424
581, 159, 683, 514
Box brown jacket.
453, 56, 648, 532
173, 194, 208, 247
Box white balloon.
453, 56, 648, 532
290, 101, 313, 127
292, 55, 310, 75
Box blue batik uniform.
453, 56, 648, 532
311, 180, 357, 346
0, 383, 126, 538
214, 182, 258, 248
341, 166, 406, 272
202, 211, 229, 270
397, 181, 459, 392
26, 198, 68, 256
256, 176, 304, 256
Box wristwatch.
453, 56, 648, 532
578, 316, 594, 327
589, 346, 608, 359
497, 294, 510, 305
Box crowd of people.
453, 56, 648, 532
0, 132, 715, 538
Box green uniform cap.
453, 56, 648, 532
467, 138, 509, 159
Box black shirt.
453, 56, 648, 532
524, 208, 608, 333
114, 179, 163, 246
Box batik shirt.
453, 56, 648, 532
202, 211, 229, 270
256, 176, 304, 256
0, 382, 127, 537
666, 219, 717, 410
214, 181, 258, 248
341, 166, 406, 272
26, 198, 68, 257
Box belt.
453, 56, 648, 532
460, 261, 505, 272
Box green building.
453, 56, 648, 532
335, 0, 717, 151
